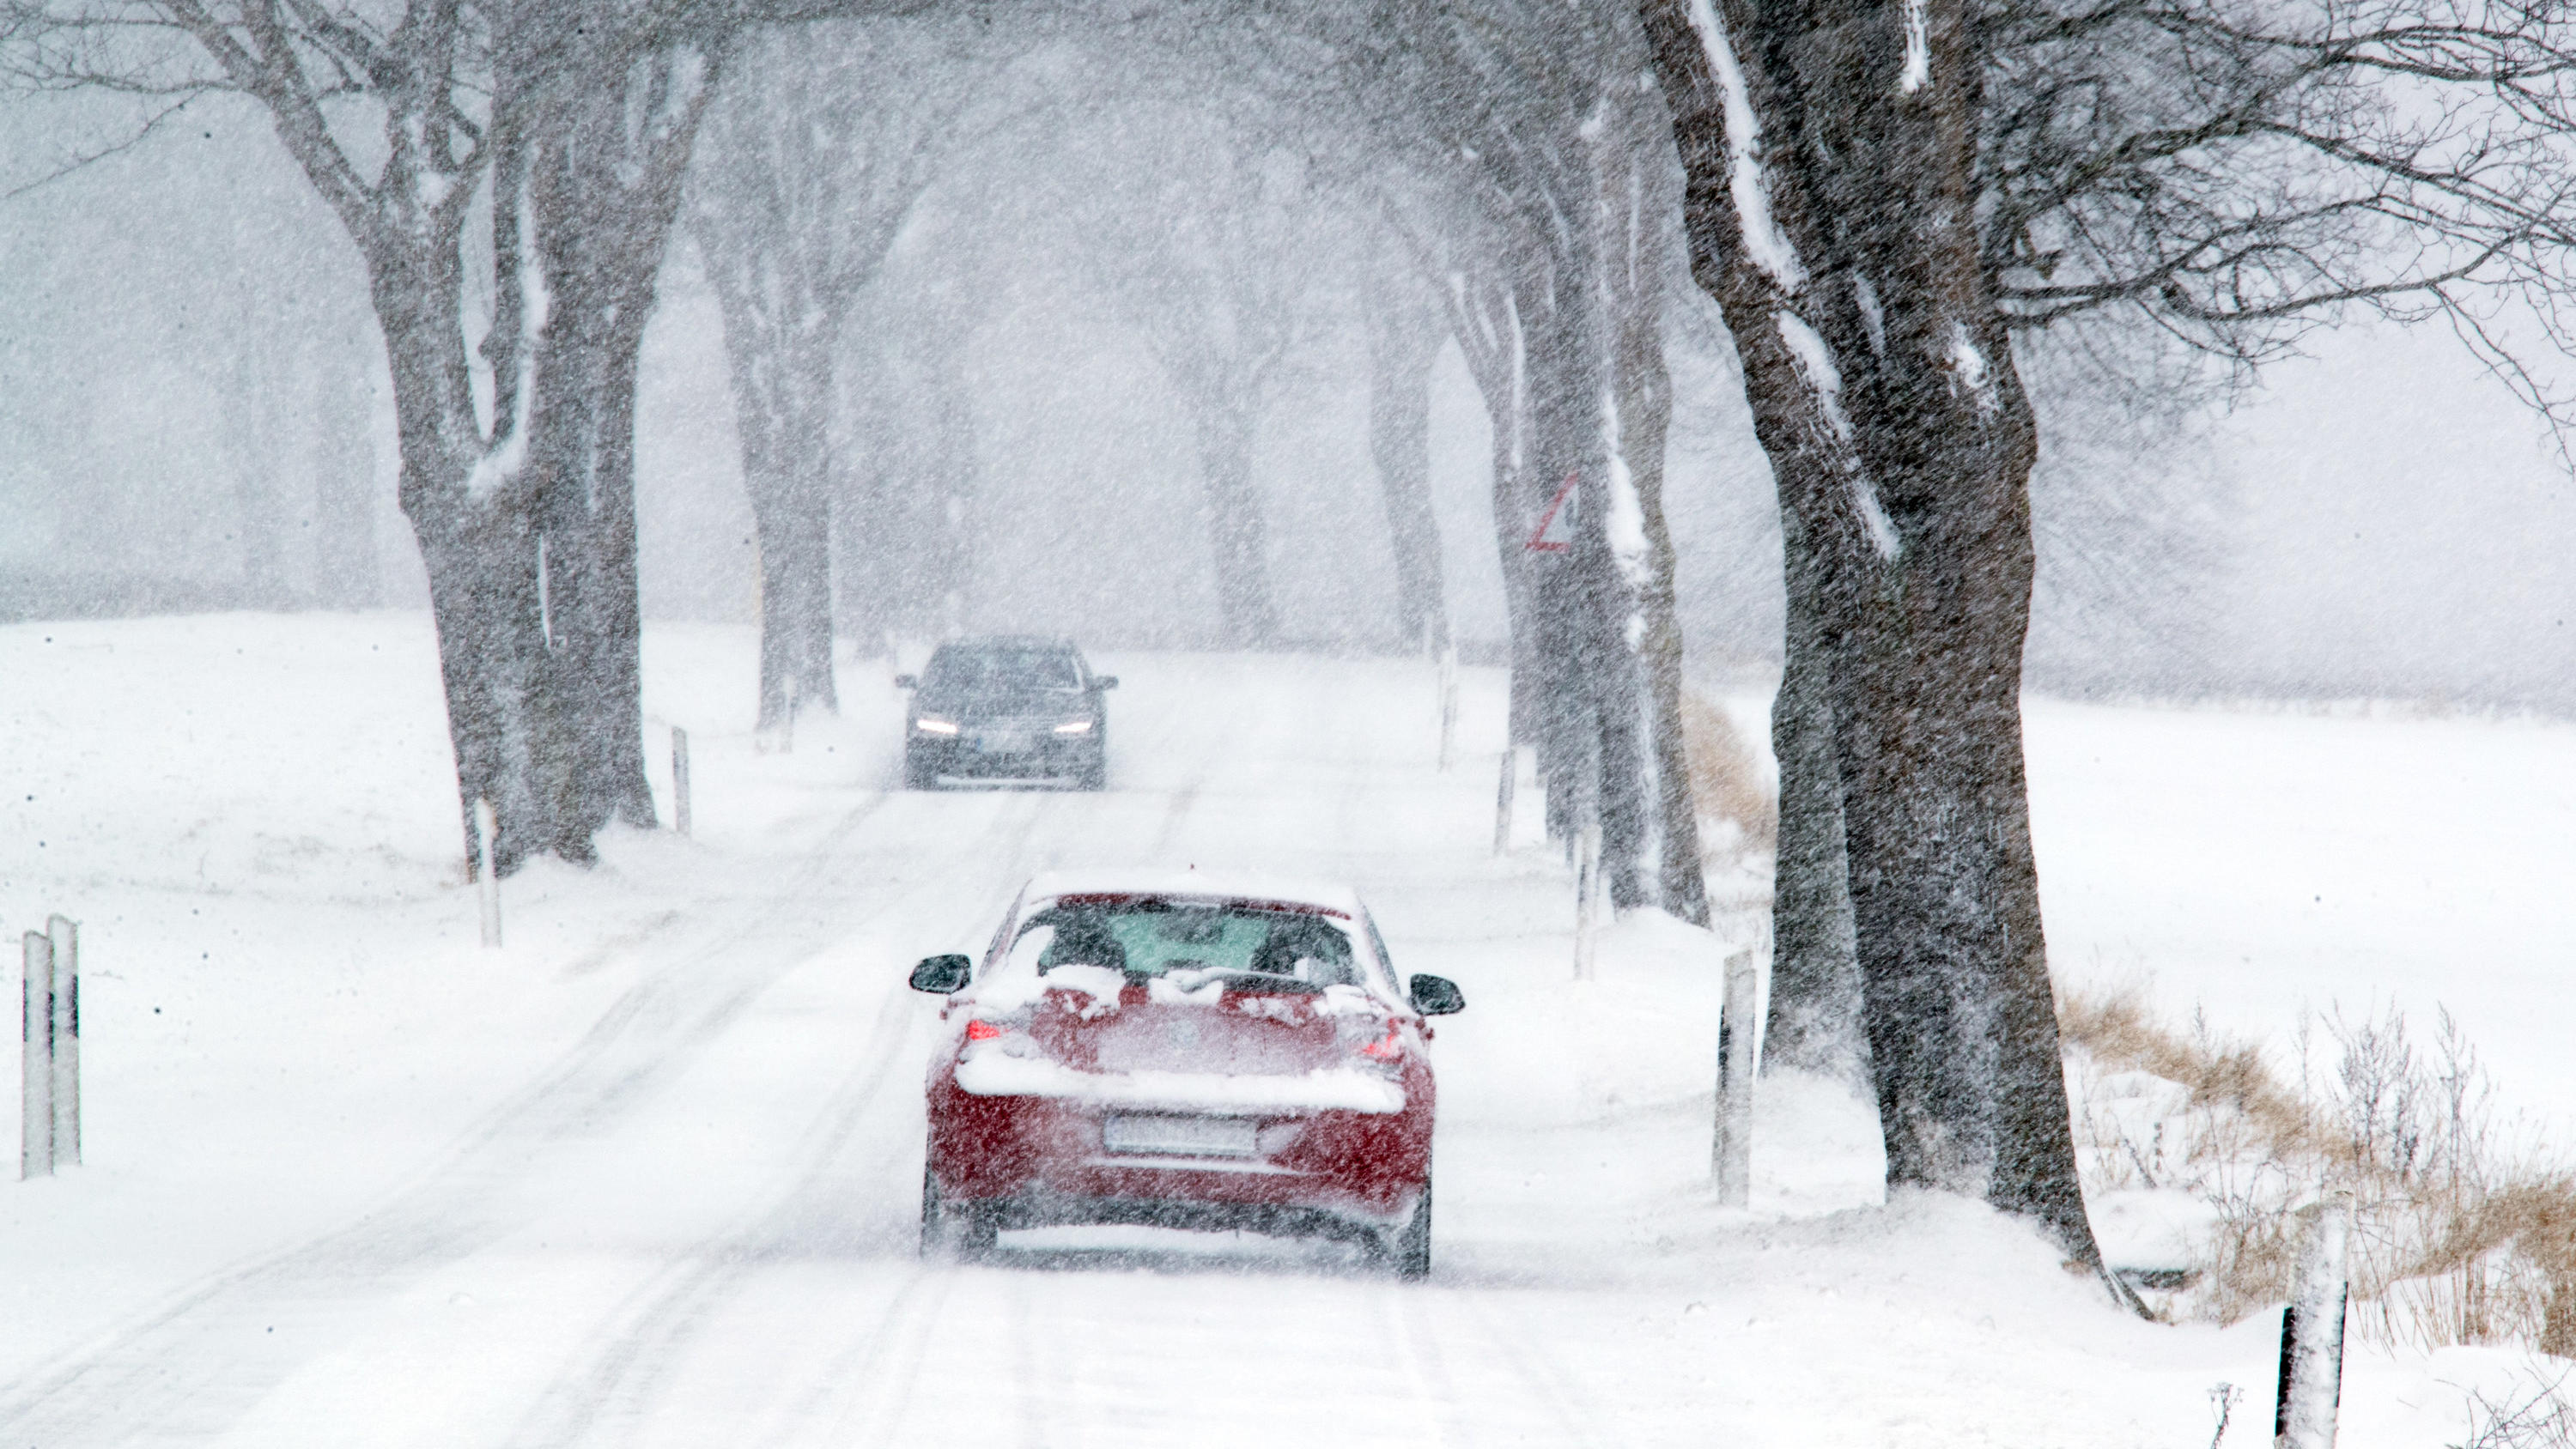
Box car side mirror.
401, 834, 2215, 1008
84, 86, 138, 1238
910, 954, 972, 994
1407, 973, 1464, 1016
894, 674, 918, 690
1094, 676, 1118, 690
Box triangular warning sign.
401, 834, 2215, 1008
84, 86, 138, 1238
1525, 473, 1579, 552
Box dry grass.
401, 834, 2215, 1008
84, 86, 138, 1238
1679, 689, 1775, 853
2061, 988, 2576, 1355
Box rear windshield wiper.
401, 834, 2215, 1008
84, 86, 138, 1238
1157, 966, 1327, 994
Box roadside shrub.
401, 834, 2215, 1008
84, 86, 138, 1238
1680, 688, 1775, 856
2062, 990, 2576, 1355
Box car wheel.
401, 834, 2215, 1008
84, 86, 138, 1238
903, 749, 937, 791
920, 1164, 996, 1261
1077, 749, 1106, 791
1382, 1179, 1431, 1281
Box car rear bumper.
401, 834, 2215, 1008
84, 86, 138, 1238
927, 1082, 1430, 1232
984, 1191, 1404, 1246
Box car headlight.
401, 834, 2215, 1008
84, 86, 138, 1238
1052, 719, 1094, 735
914, 716, 960, 736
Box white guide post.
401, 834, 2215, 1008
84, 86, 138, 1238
1713, 948, 1757, 1205
1573, 823, 1603, 980
46, 915, 77, 1168
1436, 645, 1458, 772
474, 797, 503, 949
2274, 1198, 2349, 1449
1492, 750, 1516, 856
21, 931, 53, 1179
671, 726, 694, 838
781, 676, 798, 755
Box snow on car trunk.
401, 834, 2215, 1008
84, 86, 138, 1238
954, 909, 1407, 1114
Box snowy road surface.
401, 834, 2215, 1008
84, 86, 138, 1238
3, 615, 2561, 1446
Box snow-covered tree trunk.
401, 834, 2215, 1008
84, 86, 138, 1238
1765, 553, 1866, 1076
1598, 101, 1710, 925
1195, 400, 1280, 648
1364, 274, 1449, 652
517, 37, 720, 851
310, 346, 381, 609
704, 239, 841, 726
376, 108, 555, 877
1612, 280, 1710, 925
1449, 270, 1545, 750
1640, 0, 2107, 1274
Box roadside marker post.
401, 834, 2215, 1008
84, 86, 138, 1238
2275, 1199, 2350, 1449
1436, 646, 1458, 772
1713, 948, 1757, 1205
474, 797, 503, 949
1492, 751, 1516, 855
47, 915, 77, 1168
671, 726, 694, 838
20, 931, 52, 1179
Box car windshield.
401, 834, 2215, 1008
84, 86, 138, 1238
1008, 899, 1364, 991
926, 646, 1080, 693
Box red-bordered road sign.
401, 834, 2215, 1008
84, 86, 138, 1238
1525, 472, 1578, 552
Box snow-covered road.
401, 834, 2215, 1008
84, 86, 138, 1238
3, 615, 2555, 1446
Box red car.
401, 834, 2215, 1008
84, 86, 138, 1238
909, 870, 1465, 1277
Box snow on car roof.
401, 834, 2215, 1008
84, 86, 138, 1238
1018, 868, 1365, 919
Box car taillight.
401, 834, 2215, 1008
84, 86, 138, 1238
965, 1019, 1005, 1041
1357, 1020, 1403, 1063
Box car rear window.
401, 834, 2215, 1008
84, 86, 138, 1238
926, 646, 1081, 691
1010, 900, 1363, 991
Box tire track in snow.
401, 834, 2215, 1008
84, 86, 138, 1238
495, 674, 1314, 1449
0, 787, 1004, 1448
1455, 1288, 1619, 1449
1381, 1283, 1468, 1448
500, 799, 1045, 1449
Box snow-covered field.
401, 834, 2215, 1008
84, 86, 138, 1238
3, 612, 2567, 1446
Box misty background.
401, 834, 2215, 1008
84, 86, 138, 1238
5, 54, 2571, 711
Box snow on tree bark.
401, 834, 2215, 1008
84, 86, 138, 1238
1641, 0, 2108, 1273
1764, 550, 1867, 1076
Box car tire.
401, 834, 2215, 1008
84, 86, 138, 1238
903, 749, 937, 791
1076, 748, 1106, 791
1382, 1179, 1431, 1281
920, 1164, 996, 1261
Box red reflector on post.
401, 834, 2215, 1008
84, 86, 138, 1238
965, 1019, 1005, 1041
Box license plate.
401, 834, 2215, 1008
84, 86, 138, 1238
1103, 1114, 1258, 1158
976, 731, 1032, 754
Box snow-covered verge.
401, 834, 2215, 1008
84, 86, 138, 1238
3, 612, 2568, 1446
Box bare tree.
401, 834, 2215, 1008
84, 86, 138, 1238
688, 13, 999, 724
1073, 112, 1336, 650
1640, 0, 2111, 1278
6, 0, 728, 868
1738, 0, 2576, 1079
1360, 246, 1450, 652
